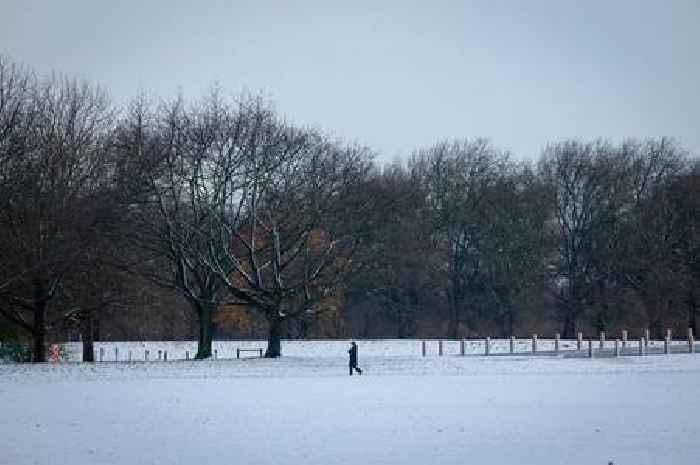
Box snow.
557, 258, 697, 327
2, 340, 699, 465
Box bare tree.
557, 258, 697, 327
344, 162, 441, 338
197, 97, 375, 356
114, 92, 236, 359
470, 165, 550, 336
616, 139, 689, 337
411, 139, 510, 338
0, 60, 114, 361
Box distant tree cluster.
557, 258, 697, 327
1, 56, 698, 361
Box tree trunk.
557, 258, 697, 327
265, 314, 283, 358
31, 306, 47, 363
505, 305, 515, 338
195, 301, 215, 359
81, 310, 95, 362
687, 292, 697, 336
31, 279, 47, 363
561, 311, 576, 339
446, 278, 461, 339
446, 285, 461, 339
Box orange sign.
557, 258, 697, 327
49, 344, 61, 362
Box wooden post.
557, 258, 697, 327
421, 341, 426, 357
259, 348, 263, 358
99, 347, 104, 362
622, 330, 628, 348
614, 339, 620, 357
237, 348, 240, 359
554, 333, 560, 354
588, 338, 593, 358
577, 332, 583, 351
644, 329, 650, 346
115, 347, 119, 362
186, 351, 189, 360
485, 337, 490, 356
664, 336, 670, 354
689, 328, 694, 354
509, 336, 515, 354
599, 331, 605, 349
163, 351, 168, 361
640, 337, 646, 356
460, 339, 465, 356
157, 350, 162, 361
145, 350, 149, 361
532, 334, 537, 354
214, 349, 218, 360
438, 340, 443, 356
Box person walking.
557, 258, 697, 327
348, 341, 363, 375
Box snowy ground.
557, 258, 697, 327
2, 340, 699, 465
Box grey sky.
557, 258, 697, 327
2, 0, 699, 162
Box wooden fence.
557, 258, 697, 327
420, 328, 696, 358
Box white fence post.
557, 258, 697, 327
614, 338, 620, 357
622, 330, 628, 348
645, 329, 650, 346
554, 333, 560, 354
510, 336, 515, 354
689, 329, 694, 354
664, 336, 670, 354
532, 334, 537, 354
438, 340, 443, 356
667, 328, 672, 341
577, 332, 582, 351
422, 341, 426, 357
639, 338, 645, 356
485, 337, 490, 356
599, 331, 605, 349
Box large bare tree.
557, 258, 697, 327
114, 92, 236, 359
196, 98, 375, 356
0, 57, 114, 361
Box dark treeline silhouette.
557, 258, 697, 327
1, 56, 698, 361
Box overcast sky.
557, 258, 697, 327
2, 0, 699, 162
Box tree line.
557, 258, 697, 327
1, 56, 698, 361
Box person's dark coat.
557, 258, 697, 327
349, 344, 358, 366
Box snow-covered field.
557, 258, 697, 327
2, 340, 699, 465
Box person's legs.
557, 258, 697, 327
349, 363, 353, 375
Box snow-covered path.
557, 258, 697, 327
2, 349, 699, 465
